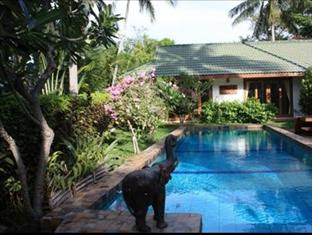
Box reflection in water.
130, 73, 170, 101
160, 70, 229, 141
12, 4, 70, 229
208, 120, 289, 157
101, 129, 312, 232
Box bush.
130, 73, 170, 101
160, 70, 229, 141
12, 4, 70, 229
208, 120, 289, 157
155, 77, 196, 118
91, 91, 110, 106
201, 98, 277, 124
47, 133, 118, 192
106, 71, 168, 137
299, 67, 312, 115
0, 91, 113, 202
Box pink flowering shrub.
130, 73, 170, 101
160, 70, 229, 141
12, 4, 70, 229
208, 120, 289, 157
104, 68, 166, 136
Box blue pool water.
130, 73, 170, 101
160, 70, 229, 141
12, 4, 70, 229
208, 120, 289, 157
99, 129, 312, 232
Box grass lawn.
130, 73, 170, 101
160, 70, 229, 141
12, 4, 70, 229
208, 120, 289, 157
105, 120, 296, 171
267, 119, 295, 130
106, 123, 180, 170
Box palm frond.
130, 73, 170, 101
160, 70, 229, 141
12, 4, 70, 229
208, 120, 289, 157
230, 0, 262, 26
138, 0, 155, 22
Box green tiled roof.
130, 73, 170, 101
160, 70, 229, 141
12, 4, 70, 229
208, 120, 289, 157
122, 61, 155, 77
155, 40, 312, 77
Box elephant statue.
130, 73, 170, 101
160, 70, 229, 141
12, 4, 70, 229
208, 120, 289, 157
121, 134, 178, 232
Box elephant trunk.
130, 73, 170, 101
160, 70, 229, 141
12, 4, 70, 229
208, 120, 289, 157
165, 135, 177, 162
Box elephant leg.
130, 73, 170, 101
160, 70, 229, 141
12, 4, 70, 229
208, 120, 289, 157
152, 200, 159, 221
135, 205, 151, 233
152, 188, 168, 229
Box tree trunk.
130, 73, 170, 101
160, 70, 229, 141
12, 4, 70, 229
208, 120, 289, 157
112, 0, 131, 86
179, 115, 185, 126
271, 24, 275, 42
31, 100, 55, 219
197, 93, 202, 116
0, 120, 34, 218
127, 120, 140, 154
69, 62, 78, 96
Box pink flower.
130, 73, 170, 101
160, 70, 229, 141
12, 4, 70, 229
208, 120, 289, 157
104, 104, 118, 120
122, 76, 135, 85
139, 72, 146, 78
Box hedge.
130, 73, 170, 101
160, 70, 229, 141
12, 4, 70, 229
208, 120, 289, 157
201, 98, 277, 124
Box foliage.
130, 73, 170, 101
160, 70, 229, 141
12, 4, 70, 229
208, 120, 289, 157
201, 98, 277, 124
0, 91, 112, 223
267, 119, 295, 129
106, 70, 167, 137
299, 67, 312, 115
41, 51, 66, 95
121, 35, 175, 71
286, 0, 312, 38
47, 134, 118, 192
79, 46, 117, 92
0, 92, 112, 152
0, 152, 22, 210
79, 34, 175, 91
177, 73, 212, 97
90, 91, 111, 106
40, 94, 71, 114
156, 77, 195, 117
0, 0, 121, 223
229, 0, 312, 40
155, 73, 212, 120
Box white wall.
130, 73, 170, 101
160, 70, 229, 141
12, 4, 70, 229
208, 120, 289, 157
212, 78, 245, 103
293, 77, 303, 117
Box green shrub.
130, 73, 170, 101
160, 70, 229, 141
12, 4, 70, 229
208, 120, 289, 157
47, 134, 118, 192
90, 91, 111, 106
40, 94, 71, 114
201, 98, 277, 124
240, 98, 277, 123
0, 93, 113, 197
299, 67, 312, 115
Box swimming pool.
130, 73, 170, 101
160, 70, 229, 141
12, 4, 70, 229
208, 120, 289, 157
99, 129, 312, 232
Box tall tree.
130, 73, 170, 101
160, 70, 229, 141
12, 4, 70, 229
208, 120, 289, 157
0, 0, 119, 225
111, 0, 176, 85
284, 0, 312, 38
229, 0, 284, 41
68, 0, 120, 95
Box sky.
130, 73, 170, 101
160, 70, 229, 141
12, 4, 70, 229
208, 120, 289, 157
110, 0, 253, 44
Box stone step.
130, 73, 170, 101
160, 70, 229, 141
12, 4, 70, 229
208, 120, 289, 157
55, 209, 202, 233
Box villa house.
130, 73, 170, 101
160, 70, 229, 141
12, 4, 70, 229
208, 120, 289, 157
155, 40, 312, 117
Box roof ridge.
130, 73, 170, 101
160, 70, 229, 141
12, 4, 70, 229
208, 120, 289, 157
158, 39, 312, 48
242, 42, 308, 70
158, 41, 243, 48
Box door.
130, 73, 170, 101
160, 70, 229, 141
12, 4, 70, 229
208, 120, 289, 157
246, 79, 291, 116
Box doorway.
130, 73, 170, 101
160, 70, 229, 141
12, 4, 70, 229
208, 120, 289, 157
245, 78, 292, 116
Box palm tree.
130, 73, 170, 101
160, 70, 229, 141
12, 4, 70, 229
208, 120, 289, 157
111, 0, 176, 86
229, 0, 284, 42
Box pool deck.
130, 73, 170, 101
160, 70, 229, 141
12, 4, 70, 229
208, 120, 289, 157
54, 210, 202, 233
264, 125, 312, 151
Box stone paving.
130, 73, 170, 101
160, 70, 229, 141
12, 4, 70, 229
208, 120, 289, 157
54, 210, 202, 233
264, 125, 312, 150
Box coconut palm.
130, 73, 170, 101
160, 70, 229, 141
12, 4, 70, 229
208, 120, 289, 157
111, 0, 177, 85
229, 0, 286, 41
282, 0, 312, 38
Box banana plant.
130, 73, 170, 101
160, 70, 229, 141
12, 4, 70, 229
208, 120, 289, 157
40, 51, 66, 95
